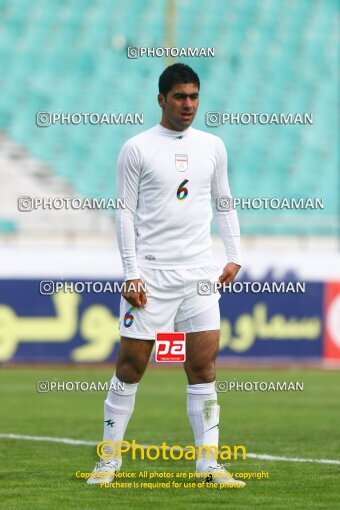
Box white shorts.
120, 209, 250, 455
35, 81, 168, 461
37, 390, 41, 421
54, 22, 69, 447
119, 265, 221, 340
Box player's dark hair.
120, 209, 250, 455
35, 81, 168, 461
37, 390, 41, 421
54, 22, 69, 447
158, 63, 200, 98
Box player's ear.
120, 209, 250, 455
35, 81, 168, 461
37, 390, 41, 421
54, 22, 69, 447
158, 93, 166, 108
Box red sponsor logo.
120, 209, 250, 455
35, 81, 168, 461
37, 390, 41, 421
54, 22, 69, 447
155, 332, 186, 362
323, 282, 340, 360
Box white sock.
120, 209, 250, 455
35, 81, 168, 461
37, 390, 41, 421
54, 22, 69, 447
187, 382, 220, 472
102, 373, 138, 462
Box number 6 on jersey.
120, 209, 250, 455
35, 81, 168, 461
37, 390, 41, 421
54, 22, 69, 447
177, 179, 189, 200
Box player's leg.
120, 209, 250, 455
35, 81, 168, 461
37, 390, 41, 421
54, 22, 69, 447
176, 284, 245, 487
184, 328, 219, 384
103, 337, 154, 460
116, 336, 155, 383
173, 265, 221, 476
104, 336, 154, 450
183, 322, 221, 474
88, 265, 178, 485
183, 319, 244, 487
87, 337, 154, 484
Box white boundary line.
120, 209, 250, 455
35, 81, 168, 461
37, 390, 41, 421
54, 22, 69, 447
1, 433, 340, 465
245, 453, 340, 465
0, 433, 97, 446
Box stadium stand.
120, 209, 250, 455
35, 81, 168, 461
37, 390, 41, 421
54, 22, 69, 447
0, 0, 337, 235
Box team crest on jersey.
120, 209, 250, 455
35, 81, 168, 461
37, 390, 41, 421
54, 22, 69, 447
175, 154, 188, 172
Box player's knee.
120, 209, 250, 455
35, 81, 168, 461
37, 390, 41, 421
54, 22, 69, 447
116, 360, 146, 383
185, 360, 215, 383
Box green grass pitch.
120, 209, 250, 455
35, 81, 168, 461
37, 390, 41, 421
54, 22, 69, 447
0, 367, 339, 509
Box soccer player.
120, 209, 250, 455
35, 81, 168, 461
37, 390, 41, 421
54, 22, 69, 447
88, 63, 245, 488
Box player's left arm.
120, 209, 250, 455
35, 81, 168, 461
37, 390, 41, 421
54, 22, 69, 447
211, 137, 241, 285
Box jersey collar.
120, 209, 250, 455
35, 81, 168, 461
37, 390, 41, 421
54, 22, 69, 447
156, 123, 191, 138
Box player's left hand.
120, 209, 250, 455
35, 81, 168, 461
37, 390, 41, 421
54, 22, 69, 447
218, 262, 241, 286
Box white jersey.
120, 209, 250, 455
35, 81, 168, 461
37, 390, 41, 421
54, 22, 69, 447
116, 123, 241, 280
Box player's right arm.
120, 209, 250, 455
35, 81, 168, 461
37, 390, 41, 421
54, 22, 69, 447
115, 141, 146, 308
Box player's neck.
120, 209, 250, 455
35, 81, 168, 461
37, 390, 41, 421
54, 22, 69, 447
158, 121, 190, 134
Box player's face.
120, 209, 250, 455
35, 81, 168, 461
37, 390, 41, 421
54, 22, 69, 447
158, 82, 199, 131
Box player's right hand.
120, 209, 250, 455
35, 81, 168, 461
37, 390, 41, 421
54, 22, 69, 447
122, 279, 147, 308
